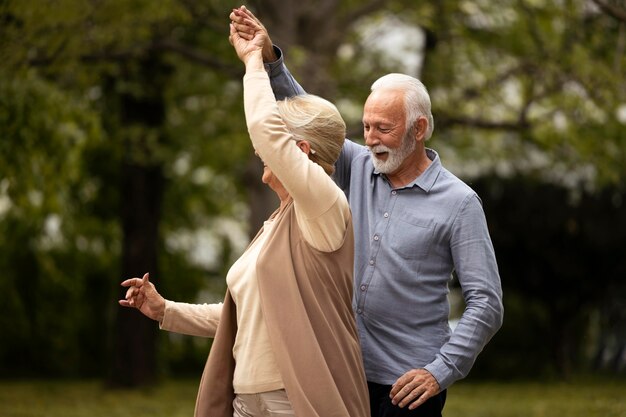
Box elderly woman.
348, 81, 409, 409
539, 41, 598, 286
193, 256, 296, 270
118, 12, 369, 417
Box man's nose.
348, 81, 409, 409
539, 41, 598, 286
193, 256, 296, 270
364, 131, 379, 147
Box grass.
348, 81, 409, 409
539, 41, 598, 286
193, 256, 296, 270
445, 379, 626, 417
1, 378, 625, 416
0, 379, 197, 417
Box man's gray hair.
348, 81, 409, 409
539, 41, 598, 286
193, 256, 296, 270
371, 73, 434, 140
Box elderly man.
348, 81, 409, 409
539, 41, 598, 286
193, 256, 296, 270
231, 7, 504, 417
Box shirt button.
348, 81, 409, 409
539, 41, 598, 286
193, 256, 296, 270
360, 285, 367, 291
369, 259, 374, 265
391, 190, 397, 195
384, 212, 389, 218
373, 235, 379, 241
357, 309, 363, 314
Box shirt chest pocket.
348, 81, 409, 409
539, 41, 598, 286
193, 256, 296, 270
387, 213, 435, 260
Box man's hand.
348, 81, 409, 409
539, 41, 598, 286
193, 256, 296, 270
229, 5, 277, 62
389, 368, 441, 410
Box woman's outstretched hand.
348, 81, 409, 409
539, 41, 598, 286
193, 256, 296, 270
119, 272, 166, 322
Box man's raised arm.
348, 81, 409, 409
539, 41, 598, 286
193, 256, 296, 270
230, 6, 305, 100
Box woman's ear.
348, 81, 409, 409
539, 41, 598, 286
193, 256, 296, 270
296, 140, 313, 155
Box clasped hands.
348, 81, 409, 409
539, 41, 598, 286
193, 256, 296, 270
228, 6, 268, 67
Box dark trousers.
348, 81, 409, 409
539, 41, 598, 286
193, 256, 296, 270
368, 381, 447, 417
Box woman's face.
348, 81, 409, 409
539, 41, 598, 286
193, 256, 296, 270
258, 155, 286, 197
261, 163, 277, 186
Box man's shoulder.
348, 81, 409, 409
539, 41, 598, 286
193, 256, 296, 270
343, 139, 369, 157
436, 164, 479, 201
341, 140, 371, 170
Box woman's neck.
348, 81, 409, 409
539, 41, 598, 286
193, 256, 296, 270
278, 194, 291, 212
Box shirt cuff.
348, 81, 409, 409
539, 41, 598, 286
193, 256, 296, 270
264, 45, 284, 78
159, 299, 174, 331
423, 358, 456, 391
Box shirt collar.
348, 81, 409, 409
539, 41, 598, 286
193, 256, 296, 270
373, 148, 441, 193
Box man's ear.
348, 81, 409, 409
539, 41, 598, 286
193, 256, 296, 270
414, 117, 428, 140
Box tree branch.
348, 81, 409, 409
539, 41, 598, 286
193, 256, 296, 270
28, 38, 243, 77
437, 115, 530, 131
151, 39, 242, 75
591, 0, 626, 23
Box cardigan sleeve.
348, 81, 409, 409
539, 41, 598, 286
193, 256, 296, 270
243, 70, 350, 252
159, 300, 223, 338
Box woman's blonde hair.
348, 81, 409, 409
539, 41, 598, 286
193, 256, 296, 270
277, 94, 346, 175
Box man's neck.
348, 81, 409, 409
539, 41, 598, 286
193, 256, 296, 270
386, 148, 432, 189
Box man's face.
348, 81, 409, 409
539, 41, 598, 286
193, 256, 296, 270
363, 89, 415, 174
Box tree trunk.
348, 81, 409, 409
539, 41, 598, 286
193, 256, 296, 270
107, 56, 167, 387
108, 162, 163, 387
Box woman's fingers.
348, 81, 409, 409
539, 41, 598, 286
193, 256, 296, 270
125, 286, 135, 300
120, 277, 142, 287
119, 273, 151, 309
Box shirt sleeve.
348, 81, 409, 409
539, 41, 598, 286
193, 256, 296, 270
244, 70, 349, 252
159, 300, 223, 338
332, 139, 368, 193
264, 46, 306, 100
424, 194, 504, 389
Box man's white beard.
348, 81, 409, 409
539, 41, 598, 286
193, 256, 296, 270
369, 130, 416, 174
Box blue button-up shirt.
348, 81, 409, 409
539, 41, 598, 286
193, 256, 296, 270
335, 140, 503, 389
266, 49, 503, 390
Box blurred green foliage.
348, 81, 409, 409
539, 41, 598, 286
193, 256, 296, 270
0, 0, 247, 379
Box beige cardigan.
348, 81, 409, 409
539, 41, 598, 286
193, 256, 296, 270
193, 201, 369, 417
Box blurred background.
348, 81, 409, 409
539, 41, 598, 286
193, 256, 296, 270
1, 0, 625, 410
